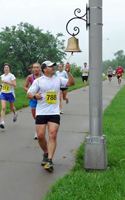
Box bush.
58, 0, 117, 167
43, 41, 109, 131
70, 63, 81, 77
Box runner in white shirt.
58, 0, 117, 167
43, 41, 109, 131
27, 60, 75, 172
0, 63, 18, 129
56, 63, 69, 114
80, 62, 89, 91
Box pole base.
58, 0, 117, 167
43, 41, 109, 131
84, 135, 107, 170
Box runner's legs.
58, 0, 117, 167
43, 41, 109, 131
9, 102, 16, 114
36, 124, 48, 153
62, 90, 68, 101
1, 100, 6, 122
48, 122, 59, 159
31, 108, 36, 119
36, 122, 59, 159
84, 80, 86, 89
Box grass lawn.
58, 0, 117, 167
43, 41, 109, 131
42, 85, 125, 200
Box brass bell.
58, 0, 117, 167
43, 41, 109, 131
65, 35, 82, 53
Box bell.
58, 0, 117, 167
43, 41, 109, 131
65, 35, 82, 53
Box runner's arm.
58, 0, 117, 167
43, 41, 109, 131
80, 68, 83, 73
27, 92, 42, 100
2, 79, 16, 87
65, 72, 75, 87
26, 79, 42, 100
24, 75, 31, 91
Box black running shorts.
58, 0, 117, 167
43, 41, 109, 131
35, 115, 60, 125
82, 76, 88, 82
108, 75, 112, 78
60, 87, 68, 91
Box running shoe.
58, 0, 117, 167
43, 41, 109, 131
13, 112, 18, 122
34, 132, 38, 140
60, 110, 64, 114
66, 98, 69, 104
0, 123, 5, 129
44, 159, 53, 172
41, 153, 48, 166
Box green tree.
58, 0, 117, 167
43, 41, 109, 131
0, 22, 66, 77
114, 50, 124, 61
114, 50, 125, 67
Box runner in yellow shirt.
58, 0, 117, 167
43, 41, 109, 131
0, 63, 18, 129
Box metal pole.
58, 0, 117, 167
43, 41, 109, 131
84, 0, 107, 170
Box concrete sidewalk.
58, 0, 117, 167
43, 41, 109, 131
0, 77, 124, 200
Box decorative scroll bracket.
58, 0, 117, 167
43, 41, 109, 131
66, 4, 90, 37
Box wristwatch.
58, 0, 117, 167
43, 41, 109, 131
33, 95, 37, 99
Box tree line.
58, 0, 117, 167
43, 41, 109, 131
102, 50, 125, 74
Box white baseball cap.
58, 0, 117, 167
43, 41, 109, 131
42, 60, 56, 68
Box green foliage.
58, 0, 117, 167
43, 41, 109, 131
42, 85, 125, 200
0, 22, 66, 77
70, 63, 81, 77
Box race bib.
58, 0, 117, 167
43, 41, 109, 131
109, 72, 112, 75
118, 73, 121, 76
46, 91, 57, 104
84, 71, 88, 74
2, 84, 10, 92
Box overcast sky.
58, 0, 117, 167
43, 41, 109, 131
0, 0, 124, 66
